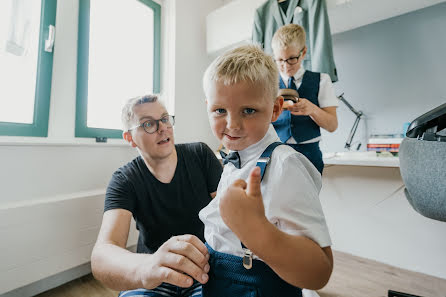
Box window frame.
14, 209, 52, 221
75, 0, 161, 139
0, 0, 57, 137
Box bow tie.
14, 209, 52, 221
220, 151, 241, 169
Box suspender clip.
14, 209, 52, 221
257, 157, 270, 164
242, 248, 253, 270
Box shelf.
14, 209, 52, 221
323, 152, 400, 167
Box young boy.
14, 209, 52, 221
199, 44, 333, 297
272, 24, 339, 174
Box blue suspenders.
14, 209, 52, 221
241, 141, 284, 269
256, 142, 283, 181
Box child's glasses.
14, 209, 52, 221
275, 50, 303, 65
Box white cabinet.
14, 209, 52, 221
328, 0, 446, 34
206, 0, 446, 54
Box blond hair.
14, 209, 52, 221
121, 94, 161, 131
203, 44, 278, 101
271, 24, 306, 52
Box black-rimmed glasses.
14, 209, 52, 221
275, 50, 304, 65
129, 115, 175, 134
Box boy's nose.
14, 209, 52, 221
226, 115, 242, 130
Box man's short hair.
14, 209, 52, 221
271, 24, 306, 52
203, 44, 279, 101
121, 94, 159, 131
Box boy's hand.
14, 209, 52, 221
219, 167, 266, 234
288, 98, 317, 116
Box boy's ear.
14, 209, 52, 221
301, 46, 308, 59
123, 131, 138, 148
271, 96, 284, 122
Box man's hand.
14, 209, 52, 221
137, 235, 210, 289
288, 98, 317, 116
219, 167, 266, 235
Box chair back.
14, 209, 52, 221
399, 102, 446, 222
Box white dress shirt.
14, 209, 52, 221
199, 125, 332, 259
280, 68, 339, 144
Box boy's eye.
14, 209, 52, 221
215, 108, 226, 114
243, 108, 256, 115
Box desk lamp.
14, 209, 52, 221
338, 93, 363, 150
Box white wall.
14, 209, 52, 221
321, 2, 446, 153
172, 0, 223, 148
0, 191, 139, 295
320, 166, 446, 280
0, 0, 225, 294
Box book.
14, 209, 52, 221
368, 137, 403, 144
367, 144, 400, 148
367, 147, 399, 152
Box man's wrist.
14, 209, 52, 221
135, 253, 155, 289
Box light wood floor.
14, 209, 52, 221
36, 251, 446, 297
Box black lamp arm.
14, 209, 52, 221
338, 93, 364, 150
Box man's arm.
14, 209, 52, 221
219, 167, 333, 290
91, 209, 210, 291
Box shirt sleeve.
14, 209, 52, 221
199, 142, 223, 193
265, 151, 332, 247
318, 72, 339, 108
104, 170, 136, 213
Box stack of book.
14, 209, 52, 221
367, 134, 404, 155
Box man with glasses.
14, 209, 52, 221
91, 95, 223, 297
271, 24, 339, 175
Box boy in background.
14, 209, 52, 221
272, 24, 338, 174
199, 44, 333, 296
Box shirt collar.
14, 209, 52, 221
280, 67, 306, 86
293, 67, 305, 82
230, 124, 280, 168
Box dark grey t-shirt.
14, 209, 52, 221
105, 142, 223, 254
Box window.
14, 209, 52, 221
0, 0, 57, 137
76, 0, 161, 139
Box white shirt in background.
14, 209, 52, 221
280, 67, 339, 144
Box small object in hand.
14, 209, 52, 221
278, 88, 299, 109
283, 100, 294, 109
